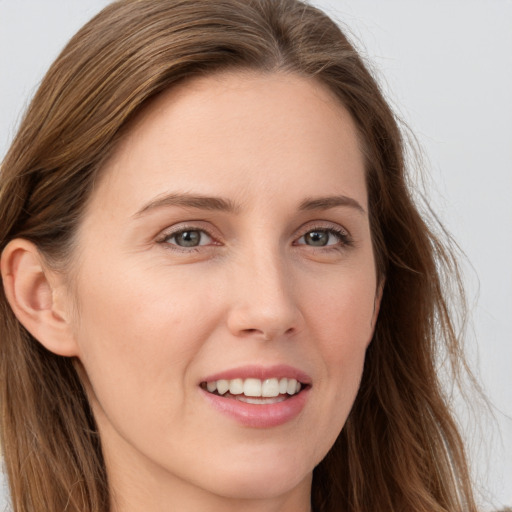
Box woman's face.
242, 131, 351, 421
67, 71, 380, 508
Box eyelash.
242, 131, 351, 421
294, 226, 353, 250
157, 224, 353, 253
157, 224, 218, 253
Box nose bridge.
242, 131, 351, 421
227, 240, 301, 340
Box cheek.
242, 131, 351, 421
69, 263, 220, 417
304, 269, 376, 431
309, 268, 376, 351
75, 259, 214, 347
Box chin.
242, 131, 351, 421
196, 449, 315, 500
211, 468, 311, 501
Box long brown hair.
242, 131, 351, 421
0, 0, 478, 510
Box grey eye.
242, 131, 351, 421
168, 230, 211, 247
304, 230, 330, 246
296, 227, 350, 248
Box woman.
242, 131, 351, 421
0, 0, 479, 510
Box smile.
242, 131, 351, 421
199, 366, 311, 427
201, 377, 303, 404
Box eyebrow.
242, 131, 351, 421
299, 195, 366, 215
133, 192, 366, 217
133, 192, 240, 217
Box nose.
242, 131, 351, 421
226, 250, 303, 342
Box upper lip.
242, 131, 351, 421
201, 364, 312, 385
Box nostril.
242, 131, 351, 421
239, 326, 297, 341
240, 328, 272, 339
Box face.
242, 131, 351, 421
66, 72, 380, 508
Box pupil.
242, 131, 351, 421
306, 230, 328, 246
176, 231, 200, 247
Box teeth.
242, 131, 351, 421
229, 378, 244, 395
236, 395, 287, 404
243, 378, 262, 397
287, 378, 298, 395
204, 377, 303, 398
261, 378, 279, 397
216, 379, 229, 395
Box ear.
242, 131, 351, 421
0, 239, 79, 357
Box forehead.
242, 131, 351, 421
88, 70, 367, 215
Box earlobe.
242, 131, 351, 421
0, 239, 79, 357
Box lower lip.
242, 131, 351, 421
200, 388, 309, 428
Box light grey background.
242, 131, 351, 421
1, 1, 511, 510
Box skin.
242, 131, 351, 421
2, 71, 381, 512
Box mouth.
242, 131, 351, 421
200, 377, 308, 404
199, 365, 311, 427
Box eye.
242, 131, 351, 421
302, 230, 332, 247
295, 227, 351, 248
162, 229, 214, 248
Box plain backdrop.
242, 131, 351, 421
1, 0, 511, 510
